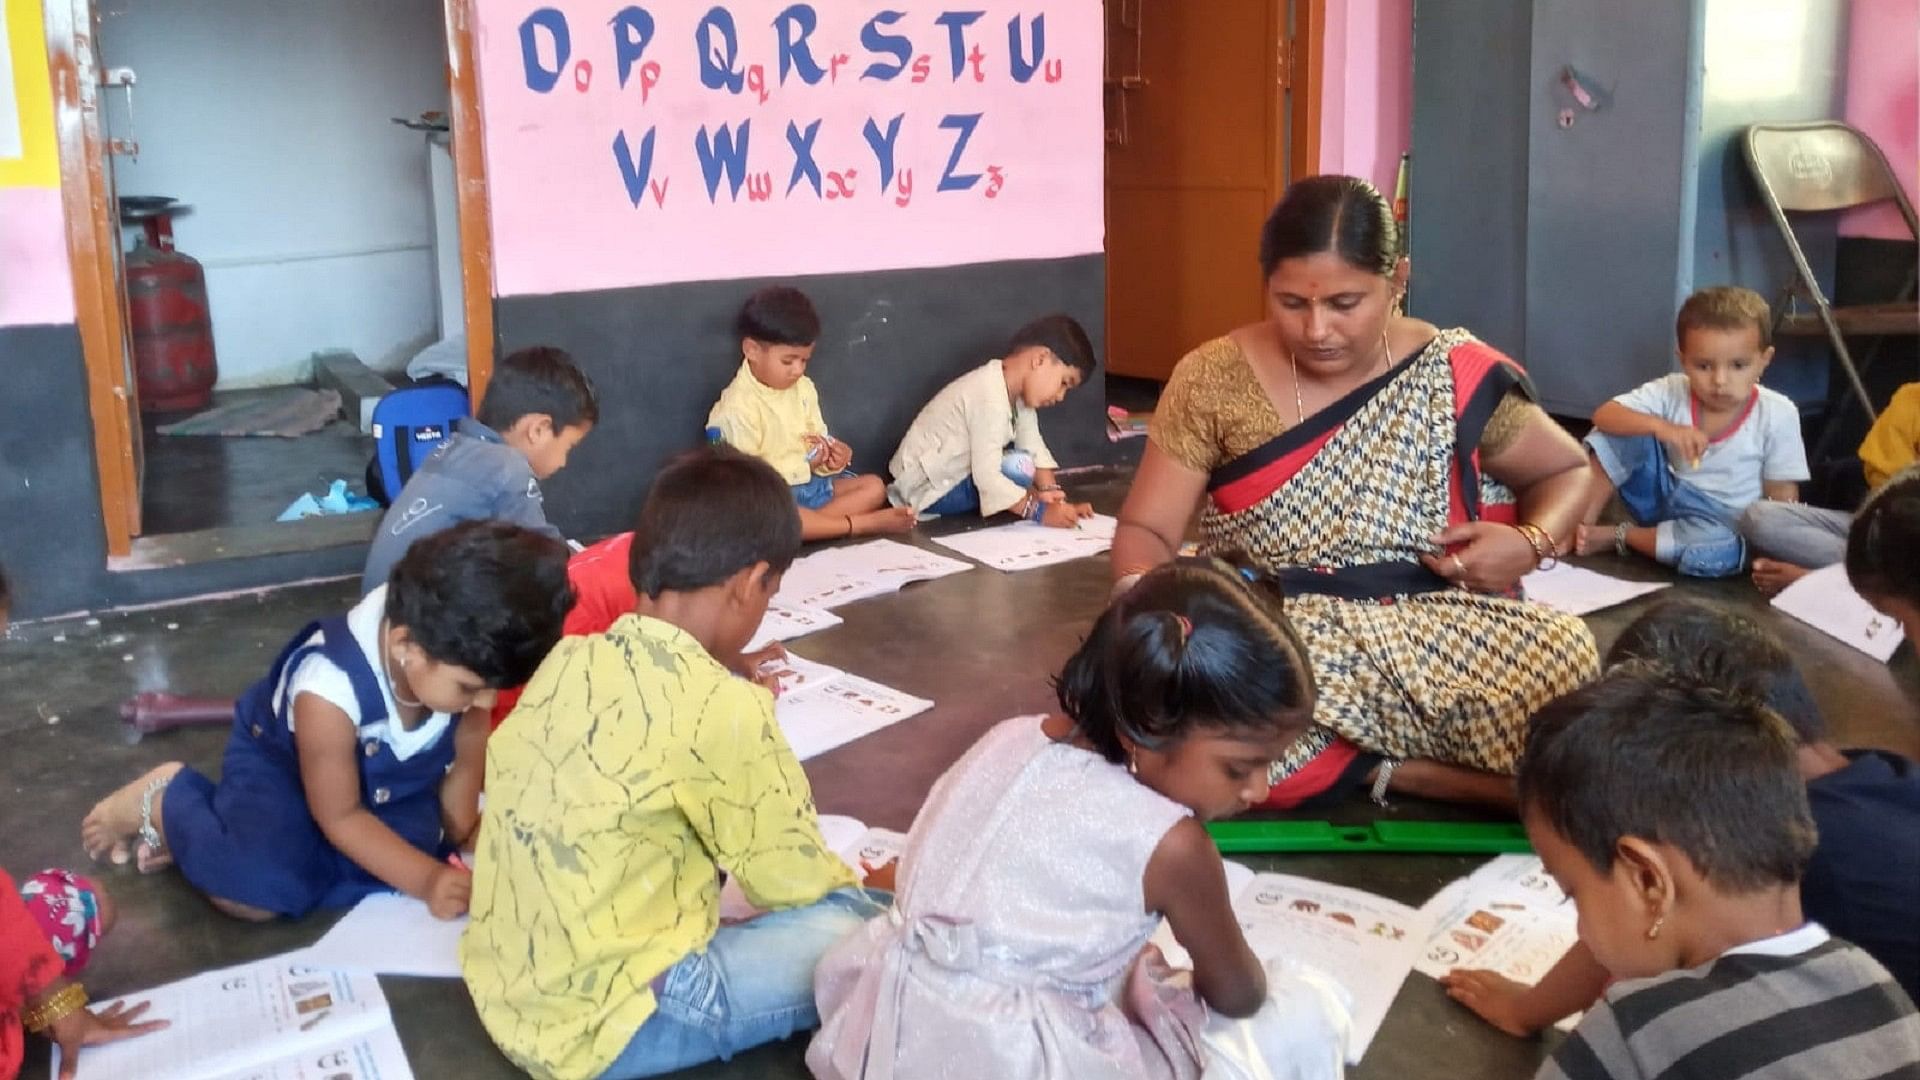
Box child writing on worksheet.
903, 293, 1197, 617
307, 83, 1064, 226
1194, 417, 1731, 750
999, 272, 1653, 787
1573, 286, 1808, 577
1442, 596, 1920, 1034
80, 522, 572, 921
708, 285, 916, 541
810, 556, 1330, 1079
887, 313, 1098, 527
463, 446, 888, 1080
1506, 667, 1920, 1079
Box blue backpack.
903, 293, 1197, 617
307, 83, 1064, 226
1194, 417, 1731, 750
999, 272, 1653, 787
366, 380, 471, 507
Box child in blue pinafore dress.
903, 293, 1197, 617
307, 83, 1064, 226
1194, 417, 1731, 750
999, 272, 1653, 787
80, 522, 573, 921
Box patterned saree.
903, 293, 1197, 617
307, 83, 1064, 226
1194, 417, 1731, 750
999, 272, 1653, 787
1199, 328, 1598, 786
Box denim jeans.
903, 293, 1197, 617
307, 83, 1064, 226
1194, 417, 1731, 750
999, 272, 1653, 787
1585, 432, 1746, 577
923, 449, 1038, 517
1738, 500, 1851, 568
600, 887, 888, 1079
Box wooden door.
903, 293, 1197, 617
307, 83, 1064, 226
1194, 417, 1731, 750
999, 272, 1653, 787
46, 0, 142, 552
1104, 0, 1319, 381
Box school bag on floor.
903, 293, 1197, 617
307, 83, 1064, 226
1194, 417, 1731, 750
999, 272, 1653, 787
365, 379, 471, 507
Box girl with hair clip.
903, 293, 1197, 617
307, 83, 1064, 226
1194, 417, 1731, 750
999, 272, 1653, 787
810, 556, 1344, 1079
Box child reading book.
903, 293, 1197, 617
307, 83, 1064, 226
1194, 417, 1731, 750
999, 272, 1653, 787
707, 285, 916, 541
1846, 464, 1920, 647
808, 555, 1320, 1078
1518, 669, 1920, 1078
462, 446, 886, 1080
1443, 597, 1920, 1033
887, 313, 1097, 526
1573, 286, 1808, 577
80, 522, 572, 921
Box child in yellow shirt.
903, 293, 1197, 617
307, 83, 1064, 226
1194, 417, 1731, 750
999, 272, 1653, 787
461, 446, 886, 1080
707, 286, 916, 541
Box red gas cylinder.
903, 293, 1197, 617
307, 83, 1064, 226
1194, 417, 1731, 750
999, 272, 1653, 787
126, 236, 218, 413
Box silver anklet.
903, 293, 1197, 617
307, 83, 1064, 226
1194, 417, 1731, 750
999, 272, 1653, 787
137, 773, 170, 854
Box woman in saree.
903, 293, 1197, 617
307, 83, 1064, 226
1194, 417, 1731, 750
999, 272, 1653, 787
1111, 175, 1599, 809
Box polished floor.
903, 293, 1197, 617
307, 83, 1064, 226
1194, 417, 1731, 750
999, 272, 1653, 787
5, 470, 1916, 1079
141, 389, 376, 536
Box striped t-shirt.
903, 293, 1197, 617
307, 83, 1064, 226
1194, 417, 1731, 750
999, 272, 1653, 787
1540, 924, 1920, 1079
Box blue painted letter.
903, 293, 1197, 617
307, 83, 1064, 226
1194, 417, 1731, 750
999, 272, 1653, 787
786, 120, 823, 196
933, 11, 984, 80
1007, 14, 1045, 83
696, 121, 753, 201
612, 7, 656, 89
519, 8, 569, 93
696, 6, 745, 93
862, 114, 904, 192
612, 128, 658, 207
773, 4, 827, 85
860, 11, 910, 80
937, 113, 983, 191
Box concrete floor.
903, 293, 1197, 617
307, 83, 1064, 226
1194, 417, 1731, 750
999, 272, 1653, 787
6, 470, 1917, 1079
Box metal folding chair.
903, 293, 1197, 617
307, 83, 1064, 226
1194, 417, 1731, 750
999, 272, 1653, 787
1742, 122, 1919, 422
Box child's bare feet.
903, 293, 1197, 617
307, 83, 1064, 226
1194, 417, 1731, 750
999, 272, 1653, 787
853, 507, 917, 536
82, 763, 183, 871
1751, 558, 1811, 596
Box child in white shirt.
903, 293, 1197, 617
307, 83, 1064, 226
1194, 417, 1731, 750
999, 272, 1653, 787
888, 315, 1097, 528
1574, 286, 1808, 577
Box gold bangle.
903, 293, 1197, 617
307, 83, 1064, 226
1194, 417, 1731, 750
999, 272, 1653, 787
24, 983, 87, 1033
1512, 521, 1558, 570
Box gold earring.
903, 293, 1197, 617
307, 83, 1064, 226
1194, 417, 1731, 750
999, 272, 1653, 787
1646, 916, 1664, 941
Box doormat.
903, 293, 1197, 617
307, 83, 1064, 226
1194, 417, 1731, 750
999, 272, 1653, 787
157, 388, 344, 438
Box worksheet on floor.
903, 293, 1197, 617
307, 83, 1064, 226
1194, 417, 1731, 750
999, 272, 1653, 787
931, 514, 1119, 572
1521, 562, 1669, 616
745, 601, 844, 653
1772, 561, 1907, 661
1415, 855, 1582, 1031
773, 540, 974, 610
296, 892, 468, 979
718, 816, 908, 921
55, 955, 406, 1080
776, 663, 933, 761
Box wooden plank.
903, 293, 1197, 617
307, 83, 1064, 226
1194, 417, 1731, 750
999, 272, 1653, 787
444, 0, 495, 409
1287, 0, 1325, 188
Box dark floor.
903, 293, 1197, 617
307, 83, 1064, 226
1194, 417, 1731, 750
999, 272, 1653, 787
141, 388, 376, 536
6, 470, 1917, 1079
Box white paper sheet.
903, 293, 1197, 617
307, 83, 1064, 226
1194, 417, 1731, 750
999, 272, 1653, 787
56, 955, 404, 1080
1772, 562, 1907, 661
744, 601, 844, 653
198, 1022, 414, 1080
773, 540, 974, 610
1153, 868, 1426, 1065
1414, 856, 1582, 1032
776, 666, 933, 761
295, 893, 468, 979
931, 514, 1119, 572
1521, 563, 1669, 616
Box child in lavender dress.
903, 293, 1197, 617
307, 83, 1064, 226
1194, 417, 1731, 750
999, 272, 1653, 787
809, 556, 1320, 1079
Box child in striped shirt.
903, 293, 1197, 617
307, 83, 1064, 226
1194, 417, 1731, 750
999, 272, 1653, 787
1520, 668, 1920, 1080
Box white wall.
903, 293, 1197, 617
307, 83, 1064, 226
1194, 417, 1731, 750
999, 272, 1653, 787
101, 0, 450, 388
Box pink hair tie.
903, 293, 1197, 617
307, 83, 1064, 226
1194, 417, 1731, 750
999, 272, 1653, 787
1173, 615, 1193, 642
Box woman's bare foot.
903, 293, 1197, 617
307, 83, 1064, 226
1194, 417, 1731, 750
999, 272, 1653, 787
1751, 558, 1811, 596
853, 507, 918, 536
82, 762, 184, 870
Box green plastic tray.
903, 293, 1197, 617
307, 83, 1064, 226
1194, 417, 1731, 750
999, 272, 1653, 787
1206, 819, 1532, 854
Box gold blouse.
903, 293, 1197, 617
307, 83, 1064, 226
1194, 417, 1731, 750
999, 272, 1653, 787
1147, 336, 1537, 474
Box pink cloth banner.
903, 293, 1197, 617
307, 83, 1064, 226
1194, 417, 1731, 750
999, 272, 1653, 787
476, 1, 1104, 298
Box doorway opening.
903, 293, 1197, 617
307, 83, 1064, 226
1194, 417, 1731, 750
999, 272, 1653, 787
47, 0, 495, 568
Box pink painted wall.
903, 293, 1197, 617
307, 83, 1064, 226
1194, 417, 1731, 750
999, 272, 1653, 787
1316, 0, 1412, 197
1841, 0, 1919, 239
2, 0, 76, 328
0, 187, 72, 327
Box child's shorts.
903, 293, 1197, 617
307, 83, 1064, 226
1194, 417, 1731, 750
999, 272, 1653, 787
793, 471, 853, 511
1585, 431, 1746, 577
